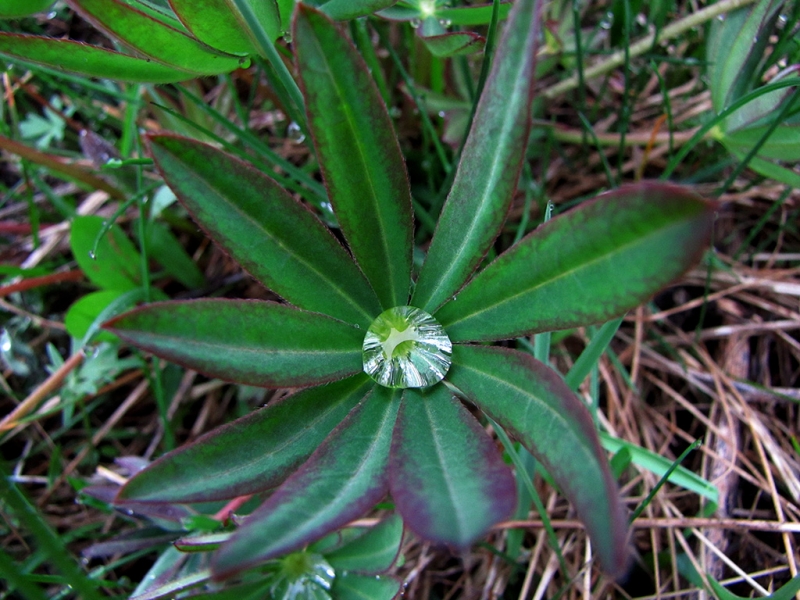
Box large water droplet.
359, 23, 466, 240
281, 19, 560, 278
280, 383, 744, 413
362, 306, 452, 389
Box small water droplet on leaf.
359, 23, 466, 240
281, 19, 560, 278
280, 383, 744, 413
362, 306, 451, 389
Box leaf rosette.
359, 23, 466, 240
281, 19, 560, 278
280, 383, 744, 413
106, 0, 716, 581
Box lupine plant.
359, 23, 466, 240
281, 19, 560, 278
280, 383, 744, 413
101, 0, 716, 581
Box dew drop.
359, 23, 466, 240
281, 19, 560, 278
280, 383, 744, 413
410, 18, 422, 29
362, 306, 452, 389
439, 18, 452, 28
88, 250, 96, 260
286, 121, 305, 143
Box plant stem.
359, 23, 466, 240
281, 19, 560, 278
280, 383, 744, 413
541, 0, 759, 100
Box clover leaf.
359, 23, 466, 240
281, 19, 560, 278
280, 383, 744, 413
106, 0, 715, 580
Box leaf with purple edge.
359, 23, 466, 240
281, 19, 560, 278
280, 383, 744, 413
147, 134, 382, 328
211, 386, 401, 580
68, 0, 243, 74
0, 34, 198, 83
325, 513, 403, 574
117, 375, 373, 504
436, 183, 717, 342
104, 299, 364, 388
331, 572, 402, 600
169, 0, 280, 55
420, 31, 485, 58
446, 344, 629, 577
294, 4, 413, 309
389, 385, 516, 548
412, 0, 543, 313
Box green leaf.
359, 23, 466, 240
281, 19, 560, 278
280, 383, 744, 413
726, 146, 800, 188
0, 0, 55, 18
104, 300, 364, 387
330, 573, 401, 600
0, 34, 199, 83
325, 514, 403, 574
389, 385, 515, 548
119, 375, 372, 503
71, 215, 141, 291
709, 574, 800, 600
65, 290, 126, 342
707, 0, 783, 111
412, 0, 543, 313
148, 134, 382, 328
447, 345, 629, 576
436, 183, 716, 342
599, 433, 719, 508
438, 3, 513, 25
145, 221, 205, 290
70, 0, 244, 74
294, 5, 413, 309
420, 31, 485, 57
721, 124, 800, 161
320, 0, 398, 20
211, 387, 401, 579
169, 0, 280, 54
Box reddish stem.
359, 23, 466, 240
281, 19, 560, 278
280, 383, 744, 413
0, 270, 84, 298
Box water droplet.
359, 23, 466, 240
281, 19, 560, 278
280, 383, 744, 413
600, 11, 613, 29
353, 324, 360, 329
389, 106, 402, 118
716, 14, 725, 21
451, 295, 457, 301
437, 111, 446, 118
439, 18, 452, 28
410, 18, 421, 29
287, 121, 305, 143
283, 33, 293, 44
362, 306, 452, 389
88, 250, 96, 260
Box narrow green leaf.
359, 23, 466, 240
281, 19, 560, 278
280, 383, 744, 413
0, 463, 105, 600
148, 134, 382, 327
321, 0, 398, 20
0, 34, 197, 84
726, 146, 800, 188
412, 0, 543, 313
69, 0, 244, 74
447, 345, 629, 576
420, 31, 485, 58
709, 574, 800, 600
294, 5, 413, 309
722, 124, 800, 161
600, 433, 719, 507
330, 573, 401, 600
390, 385, 516, 547
169, 0, 279, 54
71, 215, 141, 291
211, 387, 401, 579
104, 300, 364, 387
0, 0, 55, 18
437, 183, 716, 342
439, 3, 513, 25
146, 221, 205, 290
708, 0, 782, 111
119, 375, 373, 503
325, 514, 403, 574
